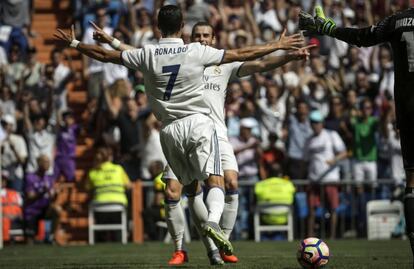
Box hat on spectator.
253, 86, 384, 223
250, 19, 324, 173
309, 38, 320, 47
240, 117, 258, 129
1, 114, 16, 127
134, 84, 145, 93
309, 110, 324, 123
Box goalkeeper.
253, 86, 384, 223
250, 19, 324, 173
299, 5, 414, 265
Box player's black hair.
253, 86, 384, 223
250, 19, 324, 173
191, 21, 215, 38
157, 5, 183, 36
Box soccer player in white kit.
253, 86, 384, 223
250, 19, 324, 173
54, 5, 304, 263
90, 21, 313, 265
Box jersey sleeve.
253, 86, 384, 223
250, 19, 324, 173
330, 131, 346, 153
198, 44, 225, 66
121, 48, 144, 70
334, 14, 395, 47
230, 61, 244, 80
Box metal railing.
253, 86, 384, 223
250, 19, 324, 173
139, 178, 399, 240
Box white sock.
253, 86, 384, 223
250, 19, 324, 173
188, 191, 217, 252
165, 199, 185, 251
221, 191, 239, 240
205, 187, 225, 224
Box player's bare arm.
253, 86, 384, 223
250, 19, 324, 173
237, 44, 316, 77
89, 21, 136, 51
222, 29, 304, 63
54, 25, 123, 64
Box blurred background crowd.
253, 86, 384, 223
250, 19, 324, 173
0, 0, 411, 244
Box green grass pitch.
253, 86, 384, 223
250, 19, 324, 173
0, 240, 411, 268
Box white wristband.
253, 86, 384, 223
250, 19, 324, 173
70, 39, 80, 48
111, 38, 121, 49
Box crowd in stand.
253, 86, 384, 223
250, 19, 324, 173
0, 0, 410, 243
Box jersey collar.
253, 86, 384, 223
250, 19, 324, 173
159, 38, 184, 45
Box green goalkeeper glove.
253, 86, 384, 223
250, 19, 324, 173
299, 6, 336, 36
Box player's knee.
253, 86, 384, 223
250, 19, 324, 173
225, 177, 238, 192
165, 181, 182, 200
224, 171, 238, 191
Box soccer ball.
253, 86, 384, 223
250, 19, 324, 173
297, 237, 329, 268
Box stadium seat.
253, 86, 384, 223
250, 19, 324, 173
366, 200, 403, 240
253, 203, 294, 242
88, 203, 127, 245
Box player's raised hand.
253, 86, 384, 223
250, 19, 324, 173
299, 6, 336, 36
277, 29, 304, 50
289, 44, 317, 61
90, 21, 113, 44
54, 25, 76, 46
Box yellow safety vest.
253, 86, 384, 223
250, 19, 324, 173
254, 177, 296, 225
88, 162, 130, 206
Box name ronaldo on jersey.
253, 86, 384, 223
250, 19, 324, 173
154, 46, 188, 56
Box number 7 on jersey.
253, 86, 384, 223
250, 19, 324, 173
162, 64, 181, 101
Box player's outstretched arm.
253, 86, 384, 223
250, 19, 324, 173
299, 6, 392, 47
89, 21, 135, 51
54, 25, 122, 64
222, 29, 304, 63
237, 44, 315, 77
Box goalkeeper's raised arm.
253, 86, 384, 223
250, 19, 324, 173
299, 6, 394, 47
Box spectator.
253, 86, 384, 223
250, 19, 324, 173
50, 48, 72, 113
259, 132, 286, 179
87, 146, 130, 206
304, 110, 347, 239
0, 0, 30, 53
256, 82, 287, 148
0, 114, 27, 192
285, 100, 312, 180
24, 155, 58, 244
104, 85, 144, 180
82, 7, 113, 100
23, 47, 44, 96
4, 44, 25, 94
54, 110, 80, 182
102, 30, 129, 86
351, 98, 379, 186
324, 96, 353, 179
254, 164, 295, 239
129, 8, 157, 48
24, 105, 55, 175
1, 170, 23, 243
0, 85, 16, 118
230, 117, 261, 239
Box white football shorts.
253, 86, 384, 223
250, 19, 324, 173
160, 114, 223, 186
163, 127, 238, 182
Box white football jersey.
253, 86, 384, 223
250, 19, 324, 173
202, 62, 243, 138
121, 38, 225, 123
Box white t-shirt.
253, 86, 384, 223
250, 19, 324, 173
26, 129, 55, 175
1, 134, 28, 179
303, 129, 346, 182
121, 38, 225, 124
82, 26, 113, 74
202, 62, 242, 138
